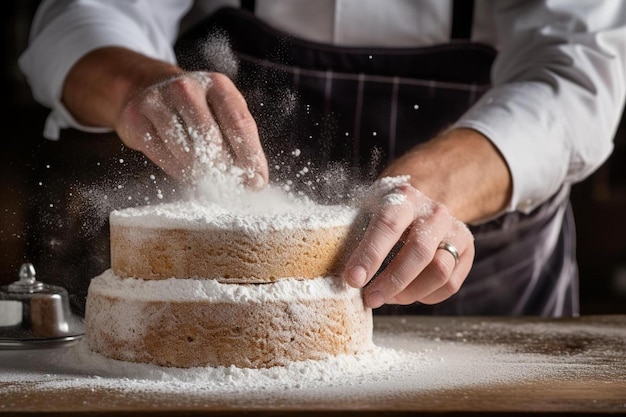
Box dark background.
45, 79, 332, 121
2, 2, 625, 315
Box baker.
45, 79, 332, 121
19, 1, 626, 316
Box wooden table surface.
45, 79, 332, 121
1, 315, 624, 416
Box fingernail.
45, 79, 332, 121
365, 291, 385, 309
245, 172, 266, 190
346, 265, 367, 287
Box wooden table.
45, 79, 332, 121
1, 315, 624, 416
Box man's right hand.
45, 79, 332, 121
63, 47, 268, 187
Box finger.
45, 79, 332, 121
362, 202, 452, 308
389, 243, 463, 305
409, 240, 474, 305
164, 75, 227, 161
390, 223, 475, 305
343, 198, 416, 290
116, 98, 188, 178
206, 73, 268, 188
136, 123, 188, 178
140, 91, 196, 173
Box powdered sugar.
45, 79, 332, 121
0, 341, 434, 397
89, 271, 359, 303
110, 193, 358, 232
367, 176, 415, 208
55, 341, 437, 390
372, 175, 411, 193
382, 192, 407, 206
2, 317, 608, 409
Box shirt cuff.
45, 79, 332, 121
19, 7, 175, 139
43, 105, 111, 141
453, 82, 570, 215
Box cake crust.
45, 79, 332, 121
111, 225, 352, 282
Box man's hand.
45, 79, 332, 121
63, 47, 268, 186
116, 71, 268, 186
344, 178, 475, 308
343, 128, 512, 308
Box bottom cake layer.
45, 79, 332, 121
85, 270, 373, 368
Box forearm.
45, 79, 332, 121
382, 128, 512, 224
62, 47, 268, 185
454, 1, 625, 215
62, 47, 183, 128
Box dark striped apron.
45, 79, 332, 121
175, 6, 578, 317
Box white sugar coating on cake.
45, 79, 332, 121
89, 270, 360, 303
110, 187, 358, 232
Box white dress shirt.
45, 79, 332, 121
18, 0, 626, 214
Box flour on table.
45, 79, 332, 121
0, 325, 564, 405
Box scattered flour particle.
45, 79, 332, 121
383, 192, 406, 206
372, 176, 411, 195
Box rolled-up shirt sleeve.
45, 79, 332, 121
454, 0, 626, 214
18, 0, 192, 139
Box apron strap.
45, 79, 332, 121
238, 0, 475, 40
240, 0, 255, 13
451, 0, 475, 40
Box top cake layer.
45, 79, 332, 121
110, 199, 358, 232
109, 196, 360, 283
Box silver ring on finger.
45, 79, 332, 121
437, 242, 459, 266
